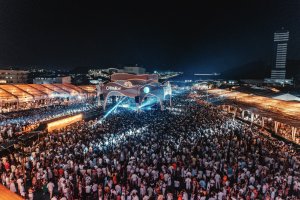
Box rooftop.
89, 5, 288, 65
208, 88, 300, 127
0, 84, 96, 103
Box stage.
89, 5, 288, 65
0, 184, 24, 200
97, 73, 172, 111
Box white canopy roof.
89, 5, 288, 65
273, 93, 300, 102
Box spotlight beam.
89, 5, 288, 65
99, 97, 128, 122
139, 96, 158, 109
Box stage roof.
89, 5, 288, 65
0, 84, 96, 103
273, 93, 300, 102
208, 89, 300, 127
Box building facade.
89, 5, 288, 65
33, 76, 71, 84
271, 30, 289, 79
123, 67, 146, 74
0, 70, 29, 84
265, 29, 293, 86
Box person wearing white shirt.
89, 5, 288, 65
215, 173, 221, 189
183, 191, 188, 200
19, 182, 25, 197
51, 196, 58, 200
185, 177, 191, 190
131, 173, 138, 186
115, 184, 121, 195
147, 187, 153, 197
140, 184, 146, 197
9, 180, 17, 193
92, 183, 98, 194
167, 192, 173, 200
16, 177, 23, 191
47, 181, 55, 199
28, 188, 34, 200
63, 187, 69, 199
132, 193, 139, 200
142, 195, 149, 200
217, 191, 223, 200
85, 185, 91, 194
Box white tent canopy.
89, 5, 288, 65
273, 93, 300, 102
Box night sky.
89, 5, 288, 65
0, 1, 300, 74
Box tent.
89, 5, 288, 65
273, 93, 300, 102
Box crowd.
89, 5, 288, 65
0, 103, 96, 144
1, 96, 96, 114
0, 92, 299, 200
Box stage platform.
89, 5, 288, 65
0, 184, 24, 200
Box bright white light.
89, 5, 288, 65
143, 87, 150, 94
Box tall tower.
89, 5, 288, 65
270, 29, 289, 80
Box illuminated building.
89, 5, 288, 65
0, 69, 29, 84
271, 30, 289, 79
123, 66, 146, 74
0, 84, 96, 113
33, 76, 71, 84
265, 29, 293, 86
97, 73, 170, 111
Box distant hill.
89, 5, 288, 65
70, 66, 90, 74
286, 60, 300, 81
221, 60, 300, 81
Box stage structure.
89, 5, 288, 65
97, 73, 172, 111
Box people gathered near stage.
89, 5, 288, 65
0, 103, 96, 144
0, 93, 299, 200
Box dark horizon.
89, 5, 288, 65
0, 1, 300, 74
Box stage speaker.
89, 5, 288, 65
135, 96, 140, 103
112, 96, 116, 104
